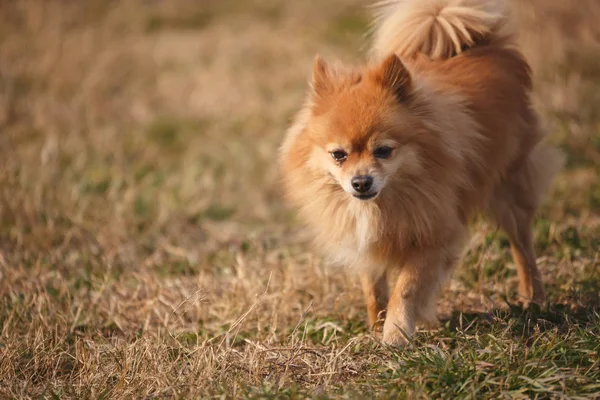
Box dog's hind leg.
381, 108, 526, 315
490, 197, 545, 304
489, 144, 563, 305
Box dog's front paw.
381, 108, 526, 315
519, 281, 546, 307
382, 319, 413, 347
381, 330, 409, 347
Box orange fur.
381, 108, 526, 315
279, 0, 563, 345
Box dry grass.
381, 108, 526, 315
0, 0, 599, 398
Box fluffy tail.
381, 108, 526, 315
371, 0, 515, 60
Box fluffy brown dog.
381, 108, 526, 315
279, 0, 563, 345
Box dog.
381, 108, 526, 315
279, 0, 563, 345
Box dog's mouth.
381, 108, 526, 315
352, 192, 378, 201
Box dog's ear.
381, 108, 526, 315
311, 55, 332, 97
373, 54, 412, 102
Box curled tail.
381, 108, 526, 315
371, 0, 515, 60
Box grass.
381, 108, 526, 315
0, 0, 599, 398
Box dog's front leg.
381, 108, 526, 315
382, 250, 443, 346
360, 270, 388, 331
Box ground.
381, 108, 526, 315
0, 0, 599, 398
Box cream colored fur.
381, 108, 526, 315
372, 0, 513, 60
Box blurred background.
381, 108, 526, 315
0, 0, 599, 397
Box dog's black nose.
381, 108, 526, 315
351, 175, 373, 193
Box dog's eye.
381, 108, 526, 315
373, 146, 393, 159
330, 150, 348, 162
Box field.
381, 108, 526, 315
1, 0, 599, 398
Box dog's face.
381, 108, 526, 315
323, 136, 397, 201
315, 122, 421, 201
304, 54, 425, 201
